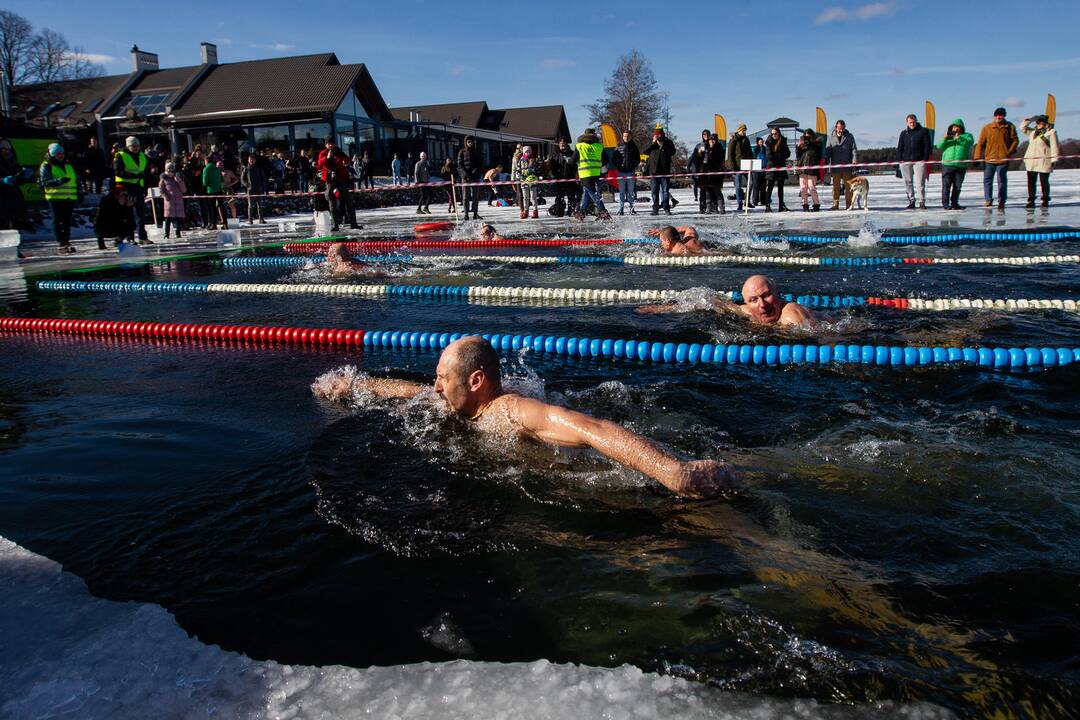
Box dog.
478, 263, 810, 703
845, 176, 870, 210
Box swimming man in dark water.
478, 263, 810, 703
639, 274, 815, 328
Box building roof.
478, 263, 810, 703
766, 117, 800, 128
389, 101, 490, 128
492, 105, 570, 141
10, 73, 130, 126
168, 53, 392, 123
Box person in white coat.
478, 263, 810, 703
1020, 115, 1059, 208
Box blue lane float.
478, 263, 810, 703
359, 327, 1079, 369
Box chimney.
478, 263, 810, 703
200, 42, 218, 66
130, 45, 159, 72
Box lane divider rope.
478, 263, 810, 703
3, 316, 1077, 369
36, 280, 1080, 312
220, 253, 1080, 269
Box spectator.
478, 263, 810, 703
796, 128, 823, 212
689, 129, 709, 202
0, 137, 32, 230
240, 154, 267, 224
483, 164, 504, 207
93, 185, 136, 249
81, 137, 107, 194
510, 144, 523, 209
750, 137, 767, 208
572, 128, 610, 221
201, 158, 228, 229
547, 138, 577, 216
763, 127, 791, 212
220, 161, 240, 220
318, 138, 359, 229
457, 137, 483, 220
405, 152, 414, 184
297, 149, 312, 193
974, 107, 1018, 209
644, 127, 677, 215
897, 114, 932, 209
414, 151, 432, 214
935, 119, 974, 210
158, 161, 187, 239
1020, 114, 1057, 209
517, 146, 539, 219
614, 130, 640, 215
440, 156, 457, 213
113, 136, 151, 241
391, 153, 403, 186
270, 152, 286, 193
824, 120, 857, 210
39, 143, 80, 254
359, 151, 374, 189
727, 123, 752, 211
699, 134, 726, 214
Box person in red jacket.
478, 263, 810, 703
317, 137, 359, 231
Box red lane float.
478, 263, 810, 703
866, 297, 911, 309
902, 257, 935, 265
283, 238, 626, 255
0, 317, 366, 349
414, 221, 455, 233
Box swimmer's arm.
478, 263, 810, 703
779, 302, 817, 328
312, 374, 425, 402
710, 294, 743, 316
510, 397, 740, 498
636, 302, 681, 314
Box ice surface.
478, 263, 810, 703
0, 536, 957, 719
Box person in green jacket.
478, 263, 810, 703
935, 118, 973, 210
201, 160, 228, 229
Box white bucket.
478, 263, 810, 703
216, 229, 242, 246
0, 229, 20, 263
145, 224, 166, 242
117, 242, 145, 258
277, 221, 298, 233
313, 211, 333, 236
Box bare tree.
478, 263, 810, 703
0, 10, 35, 87
27, 28, 70, 84
65, 46, 105, 80
585, 50, 664, 147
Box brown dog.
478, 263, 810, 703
846, 176, 870, 210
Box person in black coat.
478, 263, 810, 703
547, 138, 578, 216
699, 134, 727, 214
614, 130, 641, 215
763, 127, 791, 212
456, 137, 483, 220
896, 114, 932, 209
93, 185, 136, 249
644, 128, 677, 215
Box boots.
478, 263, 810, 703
520, 209, 528, 219
424, 205, 431, 214
597, 210, 611, 221
463, 211, 471, 220
531, 207, 538, 219
97, 237, 107, 250
802, 203, 809, 212
812, 204, 820, 212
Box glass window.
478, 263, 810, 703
293, 122, 330, 151
253, 125, 290, 152
335, 89, 368, 120
127, 93, 169, 116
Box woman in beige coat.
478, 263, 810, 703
1021, 115, 1059, 208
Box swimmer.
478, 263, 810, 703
648, 225, 704, 255
324, 242, 385, 277
312, 336, 740, 498
479, 223, 503, 242
638, 274, 815, 327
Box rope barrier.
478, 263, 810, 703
219, 253, 1080, 269
3, 316, 1077, 369
36, 280, 1080, 312
283, 238, 632, 254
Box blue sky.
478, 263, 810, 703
9, 0, 1080, 147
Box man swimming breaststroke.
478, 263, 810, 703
324, 242, 387, 277
638, 274, 816, 328
648, 225, 705, 256
312, 336, 741, 498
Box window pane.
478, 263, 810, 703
253, 125, 290, 152
293, 122, 330, 151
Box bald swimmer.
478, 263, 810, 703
648, 225, 704, 255
312, 336, 740, 498
325, 242, 386, 278
638, 274, 815, 328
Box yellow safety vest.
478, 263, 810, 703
115, 151, 147, 188
43, 162, 78, 201
576, 142, 603, 178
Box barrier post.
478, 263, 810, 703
741, 159, 761, 216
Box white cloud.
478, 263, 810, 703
69, 52, 115, 64
251, 42, 295, 52
448, 63, 465, 76
212, 37, 235, 46
817, 3, 896, 24
1000, 97, 1025, 108
541, 58, 575, 69
815, 7, 848, 24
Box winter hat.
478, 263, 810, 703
125, 136, 140, 148
993, 107, 1007, 118
47, 143, 64, 157
737, 122, 747, 132
522, 146, 531, 157
165, 161, 176, 172
1033, 114, 1049, 123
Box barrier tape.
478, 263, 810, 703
283, 238, 631, 254
220, 253, 1080, 269
157, 152, 1080, 201
3, 316, 1077, 369
37, 280, 1080, 313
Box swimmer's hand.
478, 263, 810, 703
646, 228, 661, 237
669, 460, 742, 499
311, 367, 362, 402
636, 302, 679, 315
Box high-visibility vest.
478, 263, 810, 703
115, 151, 147, 188
576, 142, 603, 178
43, 162, 77, 201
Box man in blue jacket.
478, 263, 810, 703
897, 114, 932, 209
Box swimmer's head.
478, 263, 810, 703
480, 223, 497, 241
326, 242, 350, 262
741, 274, 783, 324
658, 226, 680, 252
435, 336, 503, 416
